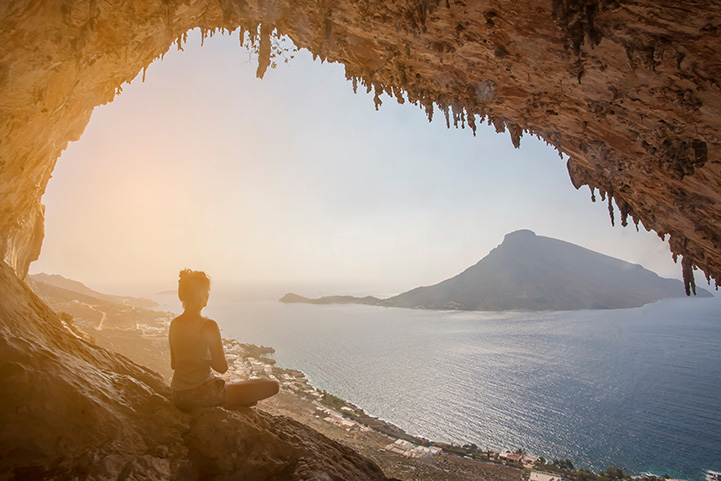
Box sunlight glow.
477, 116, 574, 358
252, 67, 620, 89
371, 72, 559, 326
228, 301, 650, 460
32, 29, 682, 296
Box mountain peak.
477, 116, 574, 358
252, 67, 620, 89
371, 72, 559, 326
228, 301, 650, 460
281, 231, 712, 312
385, 231, 711, 311
502, 229, 536, 243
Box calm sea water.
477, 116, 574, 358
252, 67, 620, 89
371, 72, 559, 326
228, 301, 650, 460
188, 295, 721, 480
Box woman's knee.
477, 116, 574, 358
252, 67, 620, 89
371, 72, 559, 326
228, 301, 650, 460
259, 379, 279, 397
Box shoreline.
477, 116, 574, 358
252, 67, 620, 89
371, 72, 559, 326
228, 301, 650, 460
219, 338, 528, 481
219, 338, 697, 481
30, 278, 704, 481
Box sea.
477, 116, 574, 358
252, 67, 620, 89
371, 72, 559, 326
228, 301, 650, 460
159, 292, 721, 481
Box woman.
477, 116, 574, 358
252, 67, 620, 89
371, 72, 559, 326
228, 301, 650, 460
169, 269, 279, 411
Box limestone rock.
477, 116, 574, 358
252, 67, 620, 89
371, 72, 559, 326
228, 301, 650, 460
1, 1, 721, 290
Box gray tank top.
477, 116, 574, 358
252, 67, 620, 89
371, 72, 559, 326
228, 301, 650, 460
169, 315, 213, 391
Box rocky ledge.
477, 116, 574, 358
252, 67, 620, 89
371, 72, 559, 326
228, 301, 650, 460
0, 260, 393, 480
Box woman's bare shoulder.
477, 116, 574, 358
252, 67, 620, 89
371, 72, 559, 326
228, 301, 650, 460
168, 314, 182, 329
199, 317, 220, 332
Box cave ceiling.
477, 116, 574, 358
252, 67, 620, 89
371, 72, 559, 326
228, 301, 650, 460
1, 0, 720, 292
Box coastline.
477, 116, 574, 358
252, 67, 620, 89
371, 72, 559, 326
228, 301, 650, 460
219, 338, 528, 481
30, 279, 707, 481
218, 337, 700, 481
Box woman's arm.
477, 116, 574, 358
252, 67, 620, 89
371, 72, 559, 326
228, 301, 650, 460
200, 319, 228, 374
169, 322, 176, 370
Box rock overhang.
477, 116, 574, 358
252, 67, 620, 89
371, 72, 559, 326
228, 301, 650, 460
1, 0, 719, 294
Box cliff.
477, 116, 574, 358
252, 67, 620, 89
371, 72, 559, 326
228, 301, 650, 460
0, 261, 393, 480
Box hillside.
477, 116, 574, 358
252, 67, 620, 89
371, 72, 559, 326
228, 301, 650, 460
30, 273, 158, 308
282, 230, 712, 311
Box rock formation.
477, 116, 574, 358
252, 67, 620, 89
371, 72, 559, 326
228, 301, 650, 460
0, 261, 393, 479
1, 0, 720, 291
1, 1, 720, 477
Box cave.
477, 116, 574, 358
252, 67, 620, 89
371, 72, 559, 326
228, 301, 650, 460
1, 0, 719, 478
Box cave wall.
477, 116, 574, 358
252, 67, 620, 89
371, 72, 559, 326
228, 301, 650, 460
1, 0, 720, 291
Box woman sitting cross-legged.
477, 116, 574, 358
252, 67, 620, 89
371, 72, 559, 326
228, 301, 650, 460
169, 269, 279, 412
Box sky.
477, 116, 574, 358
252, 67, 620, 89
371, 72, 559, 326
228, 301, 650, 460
30, 29, 689, 298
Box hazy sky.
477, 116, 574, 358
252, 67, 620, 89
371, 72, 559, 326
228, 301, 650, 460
31, 29, 689, 297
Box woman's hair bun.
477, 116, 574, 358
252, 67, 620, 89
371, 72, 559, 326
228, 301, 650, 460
178, 269, 211, 307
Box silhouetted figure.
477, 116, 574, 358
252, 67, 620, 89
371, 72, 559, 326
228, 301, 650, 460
169, 269, 279, 411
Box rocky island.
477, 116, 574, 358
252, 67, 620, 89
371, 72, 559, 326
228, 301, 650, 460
281, 230, 713, 311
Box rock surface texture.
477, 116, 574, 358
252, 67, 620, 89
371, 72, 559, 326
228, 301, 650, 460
1, 0, 721, 292
1, 2, 720, 477
0, 261, 393, 479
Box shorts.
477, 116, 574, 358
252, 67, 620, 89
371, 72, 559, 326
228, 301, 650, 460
172, 377, 226, 412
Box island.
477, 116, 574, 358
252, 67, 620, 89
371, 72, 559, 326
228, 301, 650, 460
280, 230, 713, 311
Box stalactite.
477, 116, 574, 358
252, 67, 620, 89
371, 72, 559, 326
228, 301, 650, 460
607, 195, 615, 226
424, 101, 434, 122
443, 105, 450, 128
256, 23, 272, 79
681, 256, 696, 296
392, 86, 405, 104
247, 25, 257, 48
492, 118, 505, 134
508, 123, 523, 148
373, 84, 383, 110
589, 186, 596, 202
468, 112, 477, 135
633, 215, 640, 232
451, 104, 459, 128
619, 200, 630, 227
352, 76, 358, 94
383, 84, 393, 98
